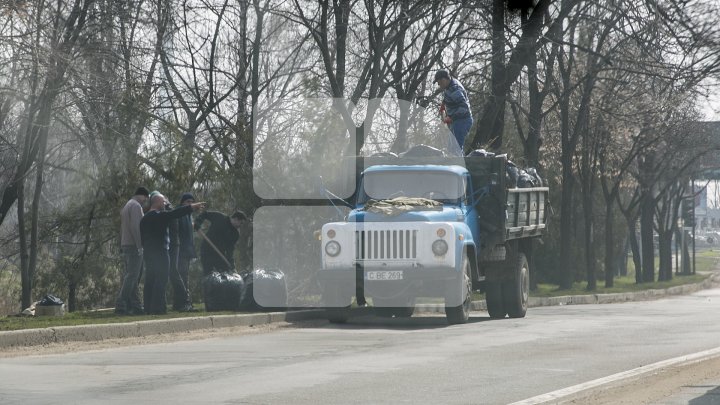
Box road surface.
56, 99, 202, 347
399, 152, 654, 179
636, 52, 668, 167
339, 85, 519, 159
2, 288, 720, 404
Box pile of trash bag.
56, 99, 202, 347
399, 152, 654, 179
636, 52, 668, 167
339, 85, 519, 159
240, 269, 288, 311
203, 271, 245, 311
203, 269, 288, 312
466, 149, 543, 189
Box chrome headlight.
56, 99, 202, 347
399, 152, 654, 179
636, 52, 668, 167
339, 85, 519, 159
325, 241, 341, 257
432, 239, 448, 256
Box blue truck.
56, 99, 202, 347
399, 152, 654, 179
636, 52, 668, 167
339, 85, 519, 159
318, 152, 548, 324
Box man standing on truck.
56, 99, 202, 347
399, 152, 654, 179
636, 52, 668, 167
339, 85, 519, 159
435, 69, 473, 156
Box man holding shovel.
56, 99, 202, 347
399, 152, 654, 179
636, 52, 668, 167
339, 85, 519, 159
194, 210, 249, 275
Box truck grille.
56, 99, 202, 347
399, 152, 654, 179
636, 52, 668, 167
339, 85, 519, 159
355, 229, 418, 260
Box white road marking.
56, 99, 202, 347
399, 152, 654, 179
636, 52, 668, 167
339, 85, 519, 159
510, 345, 720, 405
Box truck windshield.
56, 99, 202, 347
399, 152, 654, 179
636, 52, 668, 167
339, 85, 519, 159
359, 171, 465, 203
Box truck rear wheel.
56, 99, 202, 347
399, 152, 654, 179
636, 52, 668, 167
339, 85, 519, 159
445, 251, 472, 324
485, 281, 506, 319
503, 253, 529, 318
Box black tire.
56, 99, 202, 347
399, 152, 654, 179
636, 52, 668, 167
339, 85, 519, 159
503, 252, 529, 318
485, 281, 506, 319
323, 284, 351, 324
445, 251, 472, 324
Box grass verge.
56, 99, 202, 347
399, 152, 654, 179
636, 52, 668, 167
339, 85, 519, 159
3, 250, 719, 332
0, 305, 251, 332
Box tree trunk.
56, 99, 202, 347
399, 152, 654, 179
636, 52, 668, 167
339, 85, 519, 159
475, 0, 506, 150
604, 202, 614, 288
525, 71, 542, 167
470, 0, 556, 152
68, 280, 77, 313
391, 100, 410, 153
559, 160, 575, 289
18, 180, 30, 311
640, 190, 655, 283
628, 220, 642, 284
583, 188, 596, 291
657, 231, 673, 281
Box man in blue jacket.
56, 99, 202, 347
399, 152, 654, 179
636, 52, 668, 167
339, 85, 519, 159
169, 192, 198, 312
435, 69, 473, 156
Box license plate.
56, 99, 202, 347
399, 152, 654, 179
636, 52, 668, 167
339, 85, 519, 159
366, 271, 404, 281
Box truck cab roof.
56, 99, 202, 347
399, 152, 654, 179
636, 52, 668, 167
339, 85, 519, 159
363, 164, 469, 176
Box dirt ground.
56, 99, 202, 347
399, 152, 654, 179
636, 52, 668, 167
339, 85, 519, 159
563, 355, 720, 404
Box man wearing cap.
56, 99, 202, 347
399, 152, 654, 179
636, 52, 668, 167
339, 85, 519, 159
141, 193, 205, 314
435, 69, 473, 156
169, 192, 198, 312
115, 187, 150, 315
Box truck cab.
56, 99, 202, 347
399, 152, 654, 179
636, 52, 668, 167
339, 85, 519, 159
318, 153, 548, 324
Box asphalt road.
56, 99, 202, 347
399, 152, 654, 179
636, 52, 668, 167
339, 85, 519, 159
2, 288, 720, 405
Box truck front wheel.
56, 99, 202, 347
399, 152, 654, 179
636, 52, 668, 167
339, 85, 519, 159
503, 253, 529, 318
445, 251, 472, 324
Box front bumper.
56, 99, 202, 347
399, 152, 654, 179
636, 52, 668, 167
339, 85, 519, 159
317, 264, 462, 303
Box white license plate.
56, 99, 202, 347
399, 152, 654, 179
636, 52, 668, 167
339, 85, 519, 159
366, 271, 404, 281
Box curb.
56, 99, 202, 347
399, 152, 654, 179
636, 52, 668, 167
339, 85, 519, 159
0, 310, 324, 349
414, 272, 720, 314
2, 273, 719, 349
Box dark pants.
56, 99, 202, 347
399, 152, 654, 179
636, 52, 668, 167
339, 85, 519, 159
448, 116, 473, 156
144, 248, 170, 314
116, 246, 144, 311
169, 246, 192, 309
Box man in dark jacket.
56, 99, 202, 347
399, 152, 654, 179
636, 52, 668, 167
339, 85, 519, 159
435, 69, 473, 156
194, 210, 249, 275
169, 192, 198, 312
141, 193, 205, 314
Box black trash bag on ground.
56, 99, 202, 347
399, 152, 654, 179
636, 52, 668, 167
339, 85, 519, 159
399, 144, 445, 158
203, 271, 245, 311
240, 269, 288, 311
38, 294, 64, 306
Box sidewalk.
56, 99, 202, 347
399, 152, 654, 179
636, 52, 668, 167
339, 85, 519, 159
2, 272, 719, 349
